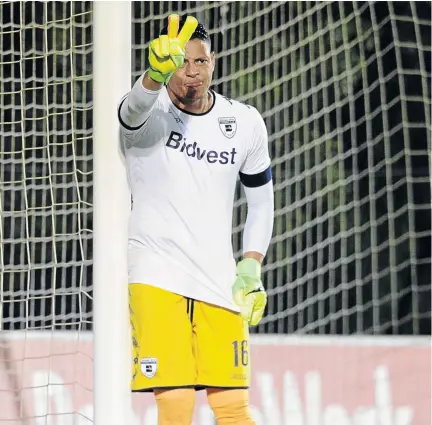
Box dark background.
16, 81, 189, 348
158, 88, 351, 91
1, 1, 430, 335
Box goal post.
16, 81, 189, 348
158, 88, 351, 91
92, 2, 131, 425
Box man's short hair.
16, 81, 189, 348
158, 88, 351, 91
160, 18, 211, 49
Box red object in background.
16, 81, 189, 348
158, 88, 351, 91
0, 333, 429, 425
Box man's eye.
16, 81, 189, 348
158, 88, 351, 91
196, 59, 208, 65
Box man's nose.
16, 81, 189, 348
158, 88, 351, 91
185, 61, 199, 76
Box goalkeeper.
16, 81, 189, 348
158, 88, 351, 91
118, 14, 274, 425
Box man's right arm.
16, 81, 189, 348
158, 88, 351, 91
118, 14, 198, 136
117, 71, 163, 134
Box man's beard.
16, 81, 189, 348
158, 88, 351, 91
168, 84, 208, 106
182, 87, 203, 105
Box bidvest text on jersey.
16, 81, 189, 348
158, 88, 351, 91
166, 131, 237, 165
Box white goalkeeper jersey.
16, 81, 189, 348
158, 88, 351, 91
118, 83, 272, 311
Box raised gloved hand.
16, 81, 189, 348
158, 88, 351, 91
232, 258, 267, 326
148, 14, 198, 84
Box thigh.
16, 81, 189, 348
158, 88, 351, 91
193, 300, 250, 389
129, 283, 196, 391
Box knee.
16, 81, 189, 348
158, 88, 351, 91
207, 389, 255, 425
154, 388, 195, 425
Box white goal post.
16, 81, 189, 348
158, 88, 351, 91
92, 2, 131, 425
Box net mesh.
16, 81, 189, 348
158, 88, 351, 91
0, 1, 431, 423
1, 1, 93, 332
132, 1, 431, 335
1, 1, 430, 334
1, 2, 93, 423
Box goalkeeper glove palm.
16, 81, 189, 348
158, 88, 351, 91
148, 15, 198, 84
232, 258, 267, 326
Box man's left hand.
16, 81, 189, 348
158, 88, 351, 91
232, 258, 267, 325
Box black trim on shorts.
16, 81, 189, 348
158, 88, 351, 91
132, 385, 249, 393
132, 385, 196, 393
117, 97, 148, 131
186, 298, 195, 322
195, 385, 249, 391
190, 299, 195, 322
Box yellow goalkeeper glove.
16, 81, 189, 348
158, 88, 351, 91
148, 14, 198, 84
232, 258, 267, 326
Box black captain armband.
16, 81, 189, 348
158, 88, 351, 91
239, 166, 272, 188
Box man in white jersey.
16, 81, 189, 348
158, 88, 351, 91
118, 14, 274, 425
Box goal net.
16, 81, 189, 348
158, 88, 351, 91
132, 2, 432, 335
1, 1, 94, 424
1, 1, 431, 424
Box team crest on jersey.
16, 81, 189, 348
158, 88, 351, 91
140, 357, 157, 378
218, 117, 237, 139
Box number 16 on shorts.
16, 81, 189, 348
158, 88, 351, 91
232, 340, 249, 367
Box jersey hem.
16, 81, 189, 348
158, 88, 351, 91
128, 280, 241, 313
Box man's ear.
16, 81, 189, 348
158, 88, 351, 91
211, 51, 216, 68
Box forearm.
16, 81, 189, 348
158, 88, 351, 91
243, 251, 264, 264
118, 71, 162, 130
242, 181, 274, 263
143, 71, 163, 91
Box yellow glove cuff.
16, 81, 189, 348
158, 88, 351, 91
236, 258, 261, 280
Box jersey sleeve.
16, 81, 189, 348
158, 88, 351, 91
117, 72, 163, 144
239, 107, 272, 188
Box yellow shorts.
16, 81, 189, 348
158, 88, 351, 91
129, 283, 250, 392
